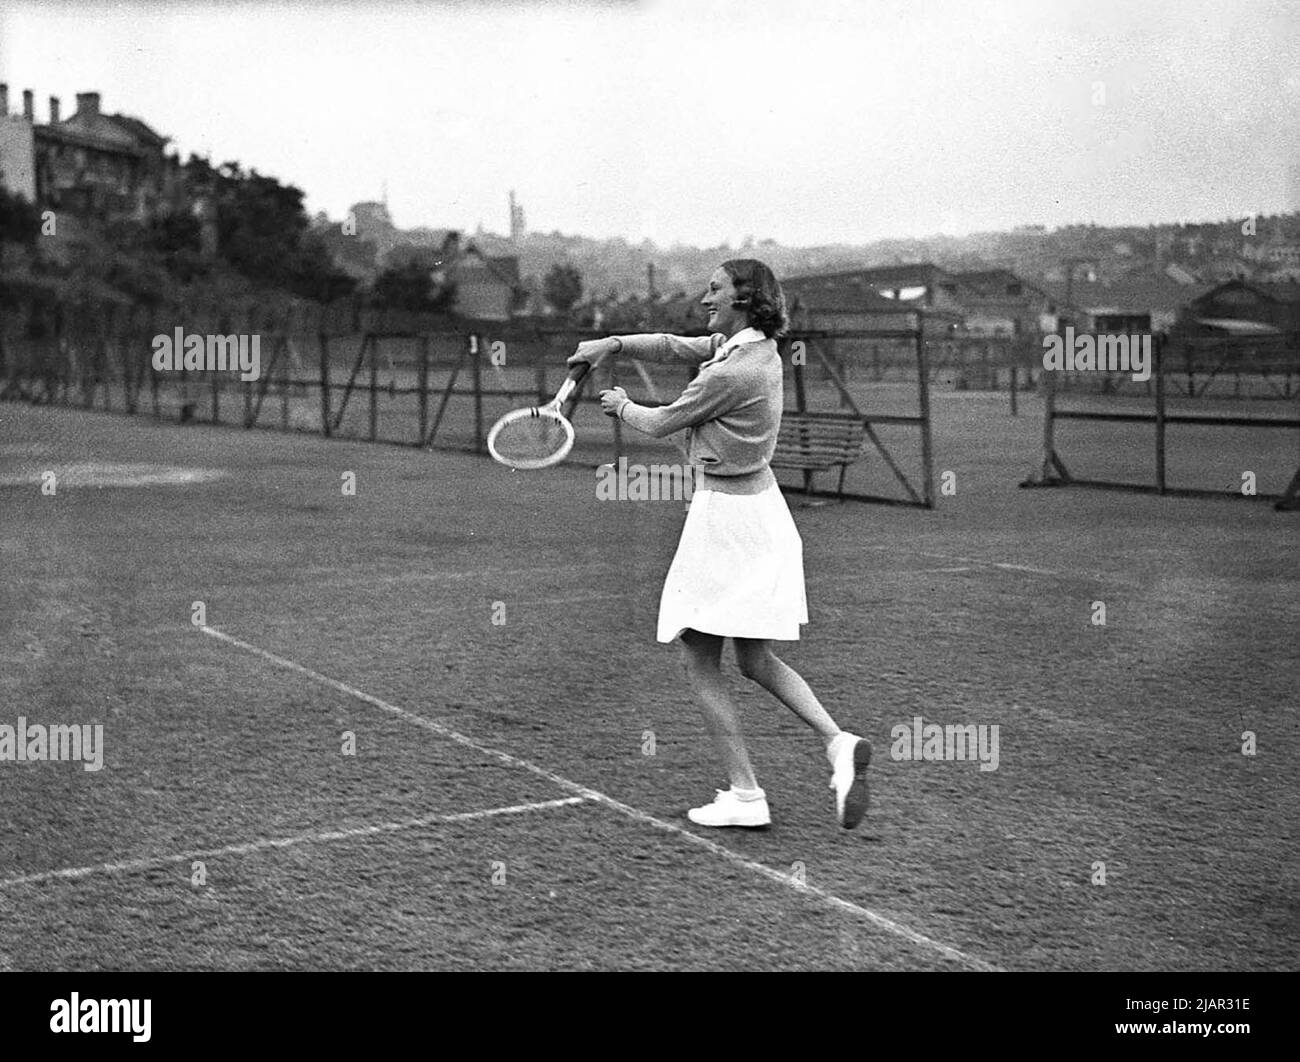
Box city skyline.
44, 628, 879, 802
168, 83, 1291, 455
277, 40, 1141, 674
2, 0, 1297, 247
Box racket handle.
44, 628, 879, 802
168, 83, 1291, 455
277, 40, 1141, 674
554, 359, 592, 408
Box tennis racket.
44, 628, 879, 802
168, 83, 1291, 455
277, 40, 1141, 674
486, 361, 591, 469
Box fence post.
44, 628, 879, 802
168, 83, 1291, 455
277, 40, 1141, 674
1041, 356, 1057, 477
0, 300, 7, 396
149, 304, 161, 417
100, 305, 112, 410
418, 335, 429, 446
236, 308, 248, 427
368, 332, 379, 442
96, 305, 109, 412
53, 302, 64, 403
80, 307, 94, 409
280, 336, 290, 431
1154, 333, 1167, 494
471, 332, 484, 452
128, 303, 142, 414
319, 332, 332, 437
915, 324, 935, 508
792, 339, 811, 496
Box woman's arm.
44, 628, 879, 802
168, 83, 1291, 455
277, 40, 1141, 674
609, 368, 746, 439
615, 333, 723, 365
568, 332, 722, 370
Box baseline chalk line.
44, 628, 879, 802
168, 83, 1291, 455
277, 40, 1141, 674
0, 797, 591, 891
854, 544, 1137, 587
198, 624, 1002, 972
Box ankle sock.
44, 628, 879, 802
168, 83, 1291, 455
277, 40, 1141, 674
730, 785, 765, 801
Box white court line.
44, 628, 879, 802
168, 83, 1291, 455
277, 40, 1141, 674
196, 624, 1002, 972
293, 563, 627, 585
812, 567, 973, 580
914, 549, 1056, 574
0, 797, 590, 891
992, 562, 1058, 575
858, 545, 1137, 587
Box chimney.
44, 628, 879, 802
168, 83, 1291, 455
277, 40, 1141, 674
49, 96, 60, 123
0, 84, 8, 116
23, 89, 34, 121
76, 92, 100, 117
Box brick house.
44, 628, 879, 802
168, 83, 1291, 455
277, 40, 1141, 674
28, 90, 174, 221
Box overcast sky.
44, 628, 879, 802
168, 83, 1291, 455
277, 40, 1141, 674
3, 0, 1297, 246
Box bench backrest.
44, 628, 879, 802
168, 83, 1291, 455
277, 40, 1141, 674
773, 413, 866, 467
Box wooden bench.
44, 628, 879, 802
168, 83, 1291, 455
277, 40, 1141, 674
771, 412, 866, 501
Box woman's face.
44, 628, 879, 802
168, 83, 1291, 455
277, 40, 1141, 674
700, 267, 748, 337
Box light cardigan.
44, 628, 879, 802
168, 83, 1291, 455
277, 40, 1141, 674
611, 327, 782, 477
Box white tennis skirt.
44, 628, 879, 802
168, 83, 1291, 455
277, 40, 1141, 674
657, 481, 809, 643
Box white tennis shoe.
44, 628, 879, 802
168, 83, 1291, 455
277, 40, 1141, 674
830, 734, 872, 829
687, 787, 771, 828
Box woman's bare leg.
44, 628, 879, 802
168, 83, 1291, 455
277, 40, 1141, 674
734, 637, 872, 828
679, 629, 760, 791
733, 637, 841, 744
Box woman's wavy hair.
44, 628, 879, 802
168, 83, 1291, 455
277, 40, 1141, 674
720, 258, 789, 338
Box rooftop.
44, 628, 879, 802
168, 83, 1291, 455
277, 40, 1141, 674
1038, 275, 1203, 312
785, 261, 955, 289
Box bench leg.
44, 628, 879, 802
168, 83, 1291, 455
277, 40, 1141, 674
792, 468, 825, 508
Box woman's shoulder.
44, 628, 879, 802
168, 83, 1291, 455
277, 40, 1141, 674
712, 342, 783, 389
729, 336, 782, 365
722, 334, 779, 355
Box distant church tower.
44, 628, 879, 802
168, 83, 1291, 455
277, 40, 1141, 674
509, 189, 526, 242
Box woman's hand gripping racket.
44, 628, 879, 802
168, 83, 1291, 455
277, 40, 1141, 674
486, 361, 591, 469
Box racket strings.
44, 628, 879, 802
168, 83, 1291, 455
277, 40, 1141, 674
490, 411, 571, 466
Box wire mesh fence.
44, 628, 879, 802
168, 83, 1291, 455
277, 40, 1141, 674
3, 291, 1295, 507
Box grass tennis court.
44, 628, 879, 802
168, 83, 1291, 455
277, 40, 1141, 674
0, 390, 1296, 971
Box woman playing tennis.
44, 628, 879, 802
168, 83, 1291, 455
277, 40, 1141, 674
567, 259, 872, 829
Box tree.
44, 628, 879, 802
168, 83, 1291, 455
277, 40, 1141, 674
151, 210, 207, 283
544, 262, 583, 316
372, 262, 456, 313
180, 155, 354, 300
285, 230, 358, 302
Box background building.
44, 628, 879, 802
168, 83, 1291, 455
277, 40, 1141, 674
0, 84, 37, 201
32, 90, 174, 221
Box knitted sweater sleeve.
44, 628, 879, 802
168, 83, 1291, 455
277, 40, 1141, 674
618, 365, 748, 439
614, 332, 724, 365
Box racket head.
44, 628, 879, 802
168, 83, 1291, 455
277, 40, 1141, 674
486, 406, 576, 469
